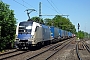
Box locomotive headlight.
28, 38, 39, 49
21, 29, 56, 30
16, 38, 19, 40
16, 38, 20, 41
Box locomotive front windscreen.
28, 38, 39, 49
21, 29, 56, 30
19, 21, 33, 34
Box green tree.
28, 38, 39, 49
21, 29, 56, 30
88, 34, 90, 39
44, 15, 76, 34
0, 1, 16, 50
78, 30, 84, 39
31, 16, 44, 24
44, 18, 53, 26
84, 32, 89, 38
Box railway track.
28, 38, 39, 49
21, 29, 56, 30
76, 42, 82, 60
27, 39, 72, 60
85, 45, 90, 53
0, 38, 76, 60
0, 49, 18, 56
76, 41, 90, 60
0, 49, 29, 60
82, 41, 90, 53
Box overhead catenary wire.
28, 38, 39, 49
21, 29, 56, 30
47, 0, 60, 14
13, 0, 28, 8
42, 3, 57, 14
21, 0, 35, 9
50, 0, 62, 14
22, 0, 24, 6
46, 0, 69, 18
21, 0, 38, 15
39, 2, 69, 19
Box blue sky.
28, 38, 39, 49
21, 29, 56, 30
2, 0, 90, 33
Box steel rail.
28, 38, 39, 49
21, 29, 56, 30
27, 39, 70, 60
45, 40, 72, 60
76, 42, 82, 60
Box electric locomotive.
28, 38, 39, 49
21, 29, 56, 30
15, 20, 51, 49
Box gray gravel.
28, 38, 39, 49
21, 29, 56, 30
49, 39, 78, 60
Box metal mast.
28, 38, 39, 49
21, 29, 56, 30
39, 2, 69, 24
39, 2, 69, 17
39, 2, 41, 17
39, 2, 42, 23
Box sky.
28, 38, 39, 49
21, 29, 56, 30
2, 0, 90, 33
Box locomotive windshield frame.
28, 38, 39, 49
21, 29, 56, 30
18, 21, 33, 34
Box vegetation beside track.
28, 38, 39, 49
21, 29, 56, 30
0, 1, 16, 51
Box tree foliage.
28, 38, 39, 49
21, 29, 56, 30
44, 18, 52, 26
0, 1, 16, 50
31, 16, 44, 24
30, 15, 76, 34
77, 30, 84, 39
44, 15, 76, 34
77, 30, 90, 39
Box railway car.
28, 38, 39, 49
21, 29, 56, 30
50, 26, 59, 42
68, 32, 72, 38
15, 20, 51, 49
72, 34, 75, 37
61, 29, 65, 39
64, 31, 68, 39
59, 29, 64, 39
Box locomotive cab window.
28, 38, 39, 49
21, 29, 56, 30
18, 21, 33, 34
